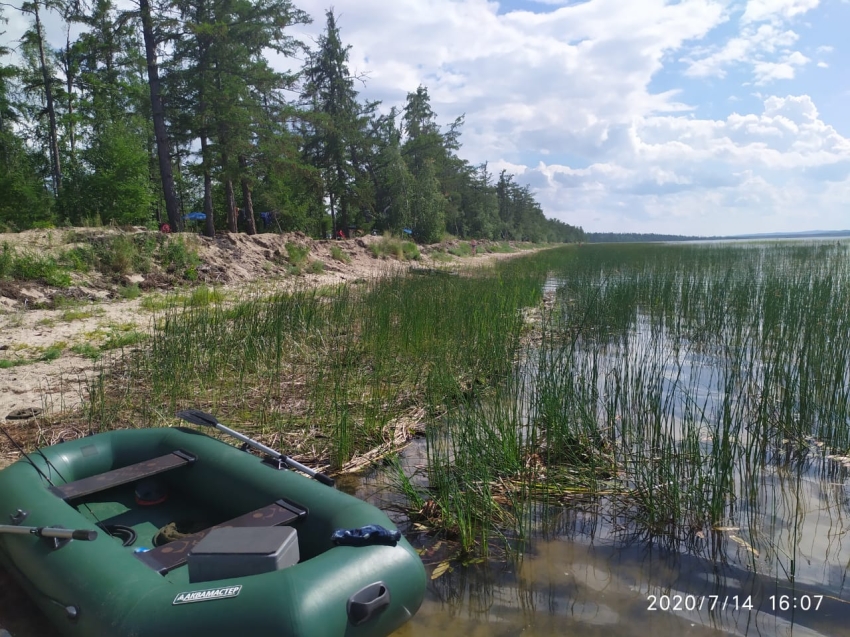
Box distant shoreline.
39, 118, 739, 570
586, 229, 850, 243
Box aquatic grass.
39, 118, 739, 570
74, 238, 850, 569
416, 240, 850, 560
83, 257, 546, 473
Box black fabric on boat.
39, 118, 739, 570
135, 499, 308, 575
48, 450, 197, 501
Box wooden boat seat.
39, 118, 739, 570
48, 450, 197, 502
135, 498, 308, 575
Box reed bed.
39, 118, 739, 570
421, 241, 850, 563
83, 265, 543, 471
79, 239, 850, 574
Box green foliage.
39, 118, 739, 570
70, 343, 101, 360
101, 330, 147, 350
330, 245, 350, 264
185, 286, 225, 307
0, 130, 54, 230
57, 120, 154, 226
97, 235, 145, 274
61, 308, 102, 322
0, 358, 27, 369
410, 160, 445, 244
402, 242, 420, 260
38, 344, 64, 362
61, 246, 98, 272
448, 242, 472, 257
160, 237, 201, 279
308, 259, 325, 274
118, 283, 141, 300
0, 244, 72, 287
285, 242, 310, 266
0, 0, 585, 246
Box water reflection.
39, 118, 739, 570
394, 536, 850, 637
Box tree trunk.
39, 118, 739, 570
140, 0, 182, 231
239, 155, 257, 235
329, 187, 337, 237
64, 29, 75, 161
33, 3, 61, 195
224, 175, 237, 233
201, 135, 214, 237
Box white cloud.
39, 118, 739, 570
753, 51, 810, 84
526, 94, 850, 234
683, 0, 820, 85
741, 0, 820, 24
683, 24, 799, 79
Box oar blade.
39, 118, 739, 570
175, 409, 220, 428
313, 472, 335, 487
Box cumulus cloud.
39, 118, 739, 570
528, 95, 850, 234
741, 0, 821, 24
683, 0, 819, 84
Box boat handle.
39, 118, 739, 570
347, 581, 390, 625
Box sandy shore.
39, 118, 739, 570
0, 230, 541, 430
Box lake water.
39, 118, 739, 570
342, 431, 850, 637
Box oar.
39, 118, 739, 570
0, 524, 97, 541
176, 409, 335, 487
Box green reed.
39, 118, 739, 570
84, 263, 544, 470
421, 240, 850, 557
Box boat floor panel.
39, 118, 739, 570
135, 499, 307, 575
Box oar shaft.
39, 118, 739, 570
214, 423, 333, 486
0, 525, 97, 541
214, 422, 282, 460
175, 409, 334, 487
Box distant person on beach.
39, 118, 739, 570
471, 239, 477, 256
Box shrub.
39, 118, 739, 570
99, 235, 139, 274
309, 260, 325, 274
1, 246, 72, 287
102, 331, 147, 350
448, 242, 472, 257
160, 236, 201, 279
39, 344, 65, 362
0, 243, 11, 278
70, 343, 101, 360
368, 236, 423, 261
186, 286, 225, 307
285, 242, 310, 267
402, 242, 420, 260
118, 284, 141, 300
330, 245, 350, 264
61, 246, 97, 272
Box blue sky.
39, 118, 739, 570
4, 0, 848, 235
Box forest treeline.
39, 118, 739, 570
0, 2, 584, 243
586, 232, 703, 243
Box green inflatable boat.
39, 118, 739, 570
0, 411, 426, 636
